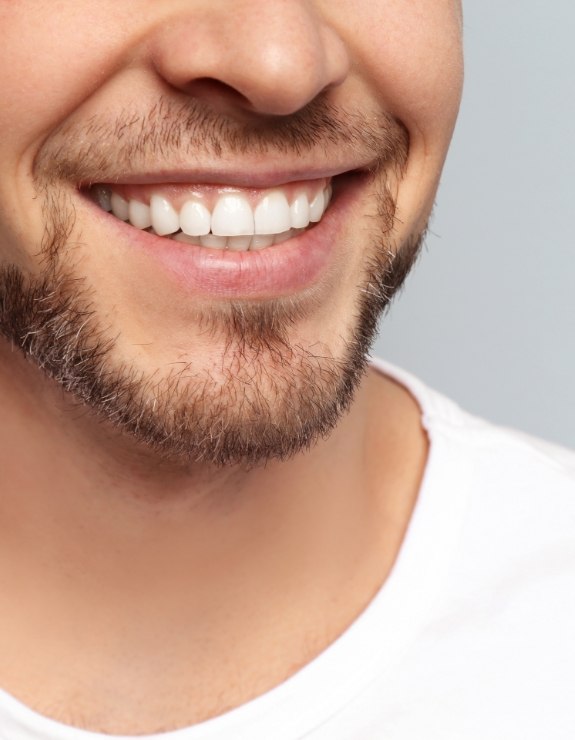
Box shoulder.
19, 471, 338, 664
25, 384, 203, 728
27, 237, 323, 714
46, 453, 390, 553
370, 356, 575, 572
366, 359, 575, 737
369, 356, 575, 497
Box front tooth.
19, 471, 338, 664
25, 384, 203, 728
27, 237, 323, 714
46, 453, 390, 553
150, 194, 180, 236
254, 191, 291, 235
250, 234, 274, 250
199, 234, 227, 249
290, 193, 310, 229
309, 190, 326, 222
227, 235, 252, 251
110, 192, 129, 221
180, 199, 211, 236
128, 200, 152, 229
211, 195, 254, 236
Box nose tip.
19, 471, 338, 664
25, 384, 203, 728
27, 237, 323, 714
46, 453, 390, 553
150, 1, 350, 118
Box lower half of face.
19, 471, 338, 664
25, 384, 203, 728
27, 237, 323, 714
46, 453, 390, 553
0, 131, 422, 467
0, 1, 462, 467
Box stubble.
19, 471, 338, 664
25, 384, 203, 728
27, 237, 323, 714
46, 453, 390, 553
0, 97, 421, 467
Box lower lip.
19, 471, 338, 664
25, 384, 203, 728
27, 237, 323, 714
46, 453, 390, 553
85, 189, 352, 299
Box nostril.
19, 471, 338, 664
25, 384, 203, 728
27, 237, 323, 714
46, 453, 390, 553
183, 77, 252, 111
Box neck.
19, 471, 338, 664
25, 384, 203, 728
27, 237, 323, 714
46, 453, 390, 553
0, 341, 427, 732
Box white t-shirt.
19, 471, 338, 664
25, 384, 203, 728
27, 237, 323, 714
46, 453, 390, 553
2, 359, 575, 739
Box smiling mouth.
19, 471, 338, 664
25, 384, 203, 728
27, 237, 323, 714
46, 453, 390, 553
88, 177, 333, 252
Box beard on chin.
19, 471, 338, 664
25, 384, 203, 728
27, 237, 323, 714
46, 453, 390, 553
0, 97, 422, 468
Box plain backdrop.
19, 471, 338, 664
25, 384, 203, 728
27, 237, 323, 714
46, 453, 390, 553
374, 0, 575, 448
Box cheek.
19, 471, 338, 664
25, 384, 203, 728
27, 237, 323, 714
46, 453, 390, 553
325, 0, 463, 244
338, 0, 463, 152
0, 2, 135, 258
0, 3, 133, 164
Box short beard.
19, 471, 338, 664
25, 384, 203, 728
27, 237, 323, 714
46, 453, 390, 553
0, 99, 422, 468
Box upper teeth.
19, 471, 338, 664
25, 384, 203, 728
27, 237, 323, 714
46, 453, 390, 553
94, 184, 332, 251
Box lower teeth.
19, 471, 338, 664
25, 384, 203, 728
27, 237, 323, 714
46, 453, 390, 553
165, 228, 303, 251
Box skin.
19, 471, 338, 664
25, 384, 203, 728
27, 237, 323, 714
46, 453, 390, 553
0, 0, 463, 734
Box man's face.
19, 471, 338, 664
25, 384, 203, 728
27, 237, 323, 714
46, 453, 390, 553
0, 1, 462, 466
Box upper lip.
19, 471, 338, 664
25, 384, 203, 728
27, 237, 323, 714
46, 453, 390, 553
86, 163, 369, 189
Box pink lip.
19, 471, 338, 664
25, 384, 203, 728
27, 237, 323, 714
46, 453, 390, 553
81, 174, 361, 300
90, 163, 366, 189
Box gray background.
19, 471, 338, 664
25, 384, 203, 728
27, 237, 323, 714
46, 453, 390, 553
374, 0, 574, 448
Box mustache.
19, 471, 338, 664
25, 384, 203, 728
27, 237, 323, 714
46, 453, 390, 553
33, 95, 409, 187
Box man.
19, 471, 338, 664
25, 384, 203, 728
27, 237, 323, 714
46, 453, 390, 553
0, 1, 573, 738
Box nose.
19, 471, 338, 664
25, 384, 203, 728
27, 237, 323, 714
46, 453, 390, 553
149, 0, 350, 117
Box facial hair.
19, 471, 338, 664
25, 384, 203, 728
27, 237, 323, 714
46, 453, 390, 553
0, 97, 421, 468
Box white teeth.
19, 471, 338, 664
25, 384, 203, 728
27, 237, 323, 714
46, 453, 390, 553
250, 234, 275, 250
110, 192, 129, 221
150, 194, 180, 236
180, 199, 211, 236
100, 181, 333, 251
128, 199, 152, 229
309, 190, 326, 223
254, 191, 291, 235
290, 193, 310, 229
173, 232, 197, 245
227, 235, 253, 251
211, 194, 254, 236
273, 230, 294, 245
199, 234, 227, 249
